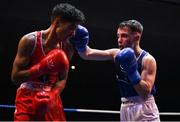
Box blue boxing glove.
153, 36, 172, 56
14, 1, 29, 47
115, 48, 141, 85
72, 25, 89, 52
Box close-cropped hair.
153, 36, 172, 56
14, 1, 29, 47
51, 3, 85, 24
118, 20, 143, 33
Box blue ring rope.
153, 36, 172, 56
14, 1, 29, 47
0, 104, 78, 112
1, 104, 180, 115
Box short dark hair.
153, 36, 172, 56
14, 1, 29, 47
51, 3, 85, 24
118, 20, 143, 33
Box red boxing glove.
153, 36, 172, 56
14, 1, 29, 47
29, 49, 69, 79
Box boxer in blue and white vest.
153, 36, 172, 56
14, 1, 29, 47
71, 20, 160, 121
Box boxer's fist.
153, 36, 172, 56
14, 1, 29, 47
72, 25, 89, 52
29, 49, 69, 79
115, 48, 141, 85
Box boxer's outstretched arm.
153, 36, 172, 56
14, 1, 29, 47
78, 46, 119, 61
72, 25, 119, 61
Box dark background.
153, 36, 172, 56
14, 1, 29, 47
0, 0, 180, 121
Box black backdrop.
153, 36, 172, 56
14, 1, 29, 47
0, 0, 180, 121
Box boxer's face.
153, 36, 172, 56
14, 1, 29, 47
56, 20, 77, 41
117, 26, 134, 49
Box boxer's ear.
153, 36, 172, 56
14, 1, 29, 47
133, 32, 141, 42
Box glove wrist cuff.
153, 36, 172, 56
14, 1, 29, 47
128, 70, 141, 86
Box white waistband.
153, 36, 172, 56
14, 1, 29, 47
121, 95, 154, 103
20, 81, 51, 91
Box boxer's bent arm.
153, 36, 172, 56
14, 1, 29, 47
11, 35, 34, 84
52, 69, 69, 94
134, 55, 157, 98
78, 46, 119, 61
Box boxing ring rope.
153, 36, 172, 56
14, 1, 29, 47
1, 104, 180, 115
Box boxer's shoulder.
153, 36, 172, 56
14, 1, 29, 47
18, 32, 37, 56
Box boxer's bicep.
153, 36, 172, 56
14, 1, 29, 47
11, 35, 34, 82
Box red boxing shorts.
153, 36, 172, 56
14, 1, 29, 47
14, 82, 66, 121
